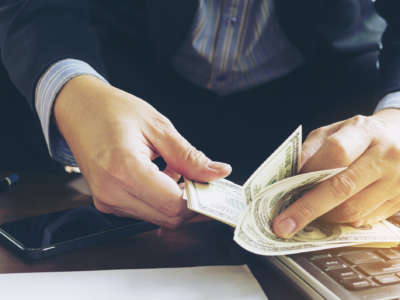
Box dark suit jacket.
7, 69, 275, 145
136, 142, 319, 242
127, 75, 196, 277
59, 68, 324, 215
0, 0, 398, 111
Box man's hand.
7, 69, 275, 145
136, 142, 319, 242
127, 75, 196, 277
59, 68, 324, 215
54, 75, 231, 228
273, 109, 400, 238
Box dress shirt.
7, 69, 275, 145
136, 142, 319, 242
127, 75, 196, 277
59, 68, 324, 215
35, 59, 107, 166
172, 0, 303, 95
35, 0, 400, 166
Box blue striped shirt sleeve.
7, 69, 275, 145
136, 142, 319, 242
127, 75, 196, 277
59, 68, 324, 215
35, 59, 108, 166
375, 92, 400, 113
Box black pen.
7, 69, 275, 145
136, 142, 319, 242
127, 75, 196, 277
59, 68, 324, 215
0, 173, 19, 192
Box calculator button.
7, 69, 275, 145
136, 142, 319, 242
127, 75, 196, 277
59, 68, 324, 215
373, 274, 400, 285
341, 278, 373, 290
377, 249, 400, 261
308, 253, 332, 261
313, 258, 347, 271
327, 268, 360, 281
358, 260, 400, 276
336, 250, 383, 265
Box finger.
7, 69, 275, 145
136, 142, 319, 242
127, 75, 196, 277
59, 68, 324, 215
100, 150, 190, 219
94, 183, 195, 229
302, 118, 373, 173
273, 146, 382, 238
163, 165, 182, 182
357, 196, 400, 226
301, 122, 342, 169
147, 118, 231, 181
161, 210, 198, 229
125, 154, 192, 218
322, 178, 396, 223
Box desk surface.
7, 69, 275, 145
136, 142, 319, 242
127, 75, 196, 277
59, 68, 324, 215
0, 171, 304, 299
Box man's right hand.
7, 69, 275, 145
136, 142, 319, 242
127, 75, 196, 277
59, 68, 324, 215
54, 75, 231, 228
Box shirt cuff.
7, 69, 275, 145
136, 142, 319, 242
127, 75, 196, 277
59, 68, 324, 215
374, 91, 400, 113
35, 59, 108, 166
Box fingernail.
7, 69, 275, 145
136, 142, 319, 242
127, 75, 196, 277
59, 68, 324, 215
276, 217, 296, 238
208, 161, 232, 173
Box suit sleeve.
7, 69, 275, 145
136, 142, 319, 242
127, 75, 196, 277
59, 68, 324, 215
0, 0, 107, 110
375, 0, 400, 97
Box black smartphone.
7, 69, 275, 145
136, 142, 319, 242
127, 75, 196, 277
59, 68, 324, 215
0, 205, 158, 260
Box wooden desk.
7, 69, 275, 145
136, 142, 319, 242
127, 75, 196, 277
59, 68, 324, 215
0, 171, 304, 299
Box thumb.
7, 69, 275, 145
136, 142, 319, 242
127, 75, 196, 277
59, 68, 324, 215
150, 122, 231, 182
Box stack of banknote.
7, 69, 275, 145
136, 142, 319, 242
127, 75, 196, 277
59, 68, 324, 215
184, 126, 400, 256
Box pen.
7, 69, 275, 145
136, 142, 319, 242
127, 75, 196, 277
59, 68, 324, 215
0, 173, 19, 192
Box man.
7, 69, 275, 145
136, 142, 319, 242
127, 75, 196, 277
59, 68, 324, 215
0, 0, 400, 239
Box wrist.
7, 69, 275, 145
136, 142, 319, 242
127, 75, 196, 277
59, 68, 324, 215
54, 75, 110, 139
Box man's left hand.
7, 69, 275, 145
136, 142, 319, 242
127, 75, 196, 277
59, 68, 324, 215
273, 108, 400, 238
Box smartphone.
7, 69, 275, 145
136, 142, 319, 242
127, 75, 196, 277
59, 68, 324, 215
0, 205, 158, 260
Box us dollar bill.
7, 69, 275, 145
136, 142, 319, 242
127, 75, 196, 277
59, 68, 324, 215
252, 168, 400, 245
232, 169, 400, 255
233, 206, 361, 255
185, 179, 246, 227
250, 168, 345, 245
234, 204, 400, 255
243, 126, 301, 204
185, 126, 400, 255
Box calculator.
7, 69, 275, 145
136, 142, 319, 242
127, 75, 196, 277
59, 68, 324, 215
263, 214, 400, 299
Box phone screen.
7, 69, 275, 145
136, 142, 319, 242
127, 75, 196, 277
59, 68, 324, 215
0, 205, 151, 250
